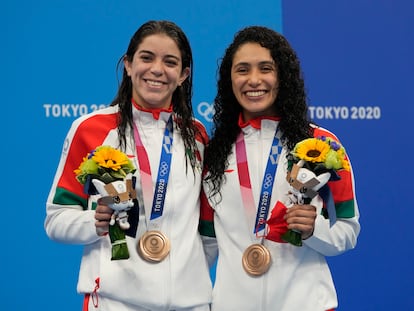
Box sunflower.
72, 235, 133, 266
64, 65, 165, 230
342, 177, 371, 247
290, 136, 349, 172
74, 156, 99, 184
292, 138, 330, 163
74, 146, 135, 185
92, 146, 130, 171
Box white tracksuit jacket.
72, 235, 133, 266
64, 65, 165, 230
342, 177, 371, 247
201, 118, 360, 311
45, 104, 212, 310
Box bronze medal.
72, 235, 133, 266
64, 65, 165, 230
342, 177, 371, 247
138, 231, 170, 263
242, 243, 271, 276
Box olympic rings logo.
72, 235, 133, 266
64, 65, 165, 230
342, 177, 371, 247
197, 101, 215, 123
263, 173, 273, 189
159, 161, 169, 177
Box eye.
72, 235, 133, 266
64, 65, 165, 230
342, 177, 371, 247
260, 65, 274, 73
165, 58, 179, 67
139, 53, 153, 62
113, 196, 121, 204
140, 55, 152, 62
235, 66, 249, 74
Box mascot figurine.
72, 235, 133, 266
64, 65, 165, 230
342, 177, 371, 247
286, 159, 331, 206
92, 175, 136, 230
266, 160, 331, 246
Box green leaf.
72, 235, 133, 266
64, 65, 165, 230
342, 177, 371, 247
109, 223, 130, 260
111, 169, 127, 179
100, 172, 116, 184
281, 229, 302, 246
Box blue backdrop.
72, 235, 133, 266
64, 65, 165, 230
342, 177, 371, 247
283, 2, 414, 310
2, 0, 413, 310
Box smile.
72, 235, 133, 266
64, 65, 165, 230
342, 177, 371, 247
145, 79, 164, 86
245, 90, 266, 97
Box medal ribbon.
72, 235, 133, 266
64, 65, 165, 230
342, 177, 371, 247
236, 129, 282, 239
133, 116, 173, 228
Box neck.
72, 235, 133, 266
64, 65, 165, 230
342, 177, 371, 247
132, 98, 172, 120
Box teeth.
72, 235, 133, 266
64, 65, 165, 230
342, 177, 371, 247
147, 80, 162, 86
246, 91, 265, 97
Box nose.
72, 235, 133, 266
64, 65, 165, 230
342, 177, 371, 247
150, 59, 163, 76
248, 69, 261, 86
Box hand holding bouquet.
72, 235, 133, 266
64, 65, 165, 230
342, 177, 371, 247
74, 146, 136, 260
267, 136, 349, 246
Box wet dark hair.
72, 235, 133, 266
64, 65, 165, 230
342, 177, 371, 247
204, 25, 313, 198
111, 20, 199, 171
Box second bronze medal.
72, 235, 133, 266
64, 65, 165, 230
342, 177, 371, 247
242, 243, 271, 276
138, 230, 170, 263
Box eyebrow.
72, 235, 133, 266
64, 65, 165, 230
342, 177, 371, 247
138, 50, 181, 61
233, 60, 275, 67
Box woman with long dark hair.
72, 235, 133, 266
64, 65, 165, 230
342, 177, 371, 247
201, 26, 360, 311
45, 20, 212, 311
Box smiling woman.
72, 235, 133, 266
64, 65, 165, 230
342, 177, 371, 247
44, 20, 211, 311
231, 42, 279, 121
124, 33, 190, 110
201, 25, 360, 311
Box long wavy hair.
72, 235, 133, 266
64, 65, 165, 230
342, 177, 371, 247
111, 20, 200, 172
204, 26, 313, 198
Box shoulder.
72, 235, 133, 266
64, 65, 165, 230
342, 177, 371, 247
71, 105, 119, 131
66, 105, 119, 151
67, 105, 119, 138
311, 123, 339, 141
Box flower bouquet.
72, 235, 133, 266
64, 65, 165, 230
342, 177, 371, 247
281, 136, 349, 246
74, 146, 136, 260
